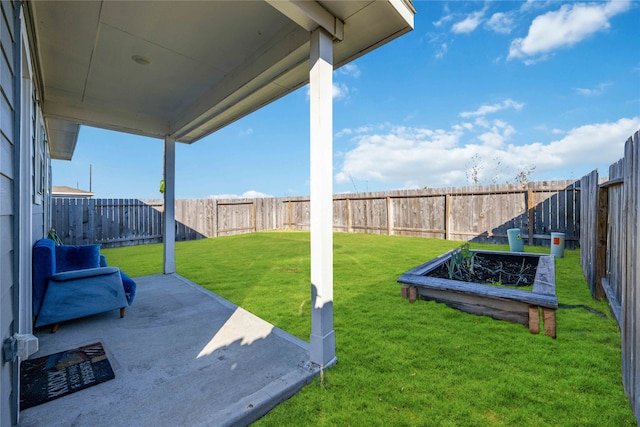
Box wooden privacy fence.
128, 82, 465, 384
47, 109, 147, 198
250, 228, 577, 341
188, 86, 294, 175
330, 180, 579, 248
52, 180, 580, 250
51, 199, 165, 247
580, 129, 640, 423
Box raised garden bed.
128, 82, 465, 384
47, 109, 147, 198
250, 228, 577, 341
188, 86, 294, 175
398, 248, 558, 337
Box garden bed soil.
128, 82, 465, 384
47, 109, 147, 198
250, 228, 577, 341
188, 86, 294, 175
426, 252, 538, 288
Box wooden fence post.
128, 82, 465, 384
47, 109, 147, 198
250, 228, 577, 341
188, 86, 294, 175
445, 194, 451, 240
594, 185, 608, 299
527, 189, 534, 245
87, 198, 94, 244
346, 198, 352, 233
214, 199, 219, 237
251, 201, 256, 232
386, 196, 393, 235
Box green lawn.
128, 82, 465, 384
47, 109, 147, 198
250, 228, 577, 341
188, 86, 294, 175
102, 232, 636, 426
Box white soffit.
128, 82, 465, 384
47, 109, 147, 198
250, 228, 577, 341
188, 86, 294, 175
28, 1, 414, 159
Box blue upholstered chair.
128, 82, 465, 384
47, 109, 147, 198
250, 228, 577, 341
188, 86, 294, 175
32, 239, 136, 332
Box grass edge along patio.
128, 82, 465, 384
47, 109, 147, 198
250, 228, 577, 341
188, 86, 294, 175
100, 231, 636, 426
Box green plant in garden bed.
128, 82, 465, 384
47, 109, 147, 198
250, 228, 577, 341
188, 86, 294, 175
445, 242, 475, 280
102, 232, 636, 426
437, 243, 537, 289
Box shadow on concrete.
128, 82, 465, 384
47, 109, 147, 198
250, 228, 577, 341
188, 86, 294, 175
19, 274, 320, 427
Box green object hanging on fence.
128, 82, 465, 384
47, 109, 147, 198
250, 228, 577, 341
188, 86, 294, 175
159, 180, 165, 194
47, 228, 63, 245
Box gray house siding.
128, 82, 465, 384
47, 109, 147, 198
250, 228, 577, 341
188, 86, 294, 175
0, 0, 19, 425
1, 2, 50, 422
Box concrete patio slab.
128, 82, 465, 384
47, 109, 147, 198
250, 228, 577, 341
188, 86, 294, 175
19, 274, 320, 427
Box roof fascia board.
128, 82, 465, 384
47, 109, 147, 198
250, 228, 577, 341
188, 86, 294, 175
43, 100, 170, 140
45, 118, 80, 160
389, 0, 416, 28
335, 26, 412, 71
265, 0, 344, 41
332, 1, 415, 70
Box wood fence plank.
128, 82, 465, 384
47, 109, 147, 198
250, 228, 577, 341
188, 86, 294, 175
557, 187, 566, 233
594, 187, 608, 299
72, 198, 82, 244
566, 184, 576, 242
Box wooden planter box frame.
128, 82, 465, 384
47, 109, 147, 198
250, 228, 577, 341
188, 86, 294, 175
398, 249, 558, 337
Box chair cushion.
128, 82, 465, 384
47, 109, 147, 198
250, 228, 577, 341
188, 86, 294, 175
51, 267, 121, 281
55, 244, 101, 272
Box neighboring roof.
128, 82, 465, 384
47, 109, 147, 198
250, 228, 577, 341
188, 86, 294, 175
26, 1, 415, 160
51, 186, 95, 198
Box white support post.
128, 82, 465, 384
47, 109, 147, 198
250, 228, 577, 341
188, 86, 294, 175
309, 28, 336, 368
163, 136, 176, 274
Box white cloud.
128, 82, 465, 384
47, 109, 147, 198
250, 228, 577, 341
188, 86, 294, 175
305, 82, 351, 100
424, 31, 449, 59
238, 128, 253, 137
460, 99, 525, 118
433, 15, 452, 28
335, 116, 640, 189
520, 0, 553, 13
477, 120, 516, 148
336, 124, 385, 138
452, 10, 485, 34
333, 82, 349, 100
486, 12, 514, 34
338, 64, 361, 78
335, 126, 467, 188
508, 0, 632, 62
433, 3, 452, 27
435, 42, 448, 59
208, 190, 272, 199
575, 81, 613, 96
528, 118, 640, 167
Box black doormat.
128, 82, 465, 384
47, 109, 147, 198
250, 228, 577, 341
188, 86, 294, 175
20, 342, 115, 410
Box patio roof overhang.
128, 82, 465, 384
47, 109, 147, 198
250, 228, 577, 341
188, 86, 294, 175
26, 0, 415, 160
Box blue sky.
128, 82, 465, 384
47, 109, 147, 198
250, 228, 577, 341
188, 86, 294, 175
53, 0, 640, 199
